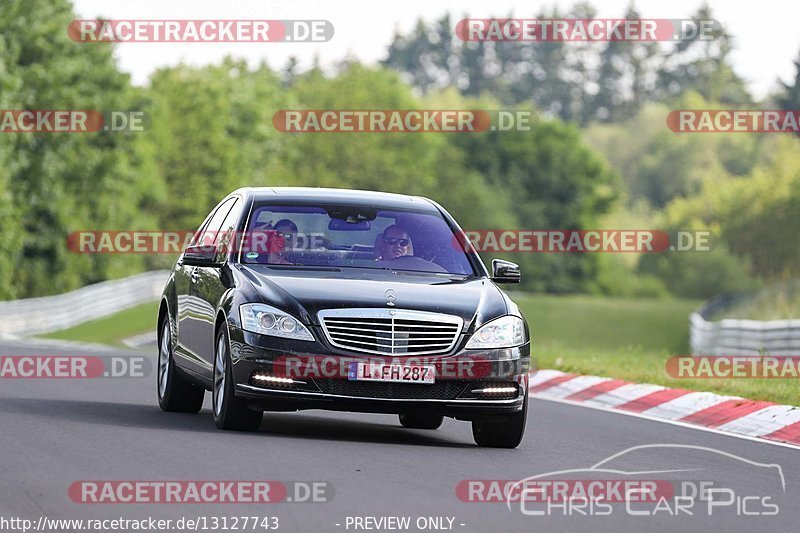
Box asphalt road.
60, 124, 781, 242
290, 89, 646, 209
1, 340, 798, 533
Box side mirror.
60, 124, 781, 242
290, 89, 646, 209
491, 259, 521, 283
181, 245, 223, 267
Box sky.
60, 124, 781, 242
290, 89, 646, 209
70, 0, 800, 99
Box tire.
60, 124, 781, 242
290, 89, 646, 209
212, 325, 263, 431
471, 394, 528, 448
157, 319, 205, 413
399, 413, 444, 430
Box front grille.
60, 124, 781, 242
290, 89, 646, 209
313, 379, 469, 400
318, 308, 463, 355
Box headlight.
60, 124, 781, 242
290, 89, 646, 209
465, 315, 525, 349
239, 303, 315, 341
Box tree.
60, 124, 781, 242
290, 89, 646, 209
452, 107, 619, 292
584, 95, 762, 208
655, 4, 752, 106
146, 59, 288, 230
638, 134, 800, 297
0, 0, 160, 297
590, 3, 659, 122
382, 5, 754, 126
384, 19, 441, 93
777, 48, 800, 114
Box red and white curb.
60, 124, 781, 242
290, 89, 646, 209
529, 369, 800, 448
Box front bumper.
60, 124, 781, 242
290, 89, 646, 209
229, 325, 530, 420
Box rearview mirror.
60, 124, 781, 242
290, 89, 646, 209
328, 219, 371, 231
182, 245, 222, 267
491, 259, 521, 283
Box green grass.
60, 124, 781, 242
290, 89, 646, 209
515, 294, 800, 406
517, 294, 696, 354
40, 301, 159, 347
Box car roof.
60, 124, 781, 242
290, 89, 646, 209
232, 187, 439, 211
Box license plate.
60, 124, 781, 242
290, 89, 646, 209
348, 362, 435, 384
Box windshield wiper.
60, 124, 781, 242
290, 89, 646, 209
387, 269, 471, 280
253, 264, 343, 272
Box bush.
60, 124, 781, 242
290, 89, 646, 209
637, 245, 757, 299
591, 254, 670, 298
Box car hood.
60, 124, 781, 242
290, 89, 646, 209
238, 266, 510, 331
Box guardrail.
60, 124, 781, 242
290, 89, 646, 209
0, 270, 170, 338
690, 293, 800, 355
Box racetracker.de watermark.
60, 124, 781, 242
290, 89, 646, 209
0, 110, 145, 133
667, 110, 800, 133
457, 479, 674, 502
69, 481, 332, 504
0, 355, 150, 378
453, 230, 712, 253
66, 231, 327, 254
455, 18, 722, 42
69, 20, 333, 42
666, 356, 800, 379
272, 110, 557, 133
274, 110, 491, 133
268, 354, 526, 380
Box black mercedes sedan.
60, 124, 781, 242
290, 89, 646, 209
157, 187, 530, 447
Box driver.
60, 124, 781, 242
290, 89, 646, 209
375, 225, 413, 260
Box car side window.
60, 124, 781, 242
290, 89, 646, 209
214, 198, 243, 262
193, 198, 236, 248
189, 215, 213, 247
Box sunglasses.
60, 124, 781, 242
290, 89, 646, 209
384, 236, 410, 246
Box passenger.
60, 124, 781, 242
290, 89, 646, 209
252, 219, 297, 265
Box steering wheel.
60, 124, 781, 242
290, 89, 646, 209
378, 255, 447, 273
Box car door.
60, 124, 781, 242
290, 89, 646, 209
174, 209, 215, 361
178, 197, 237, 373
189, 196, 243, 372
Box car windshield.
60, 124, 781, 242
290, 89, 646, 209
239, 203, 476, 276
